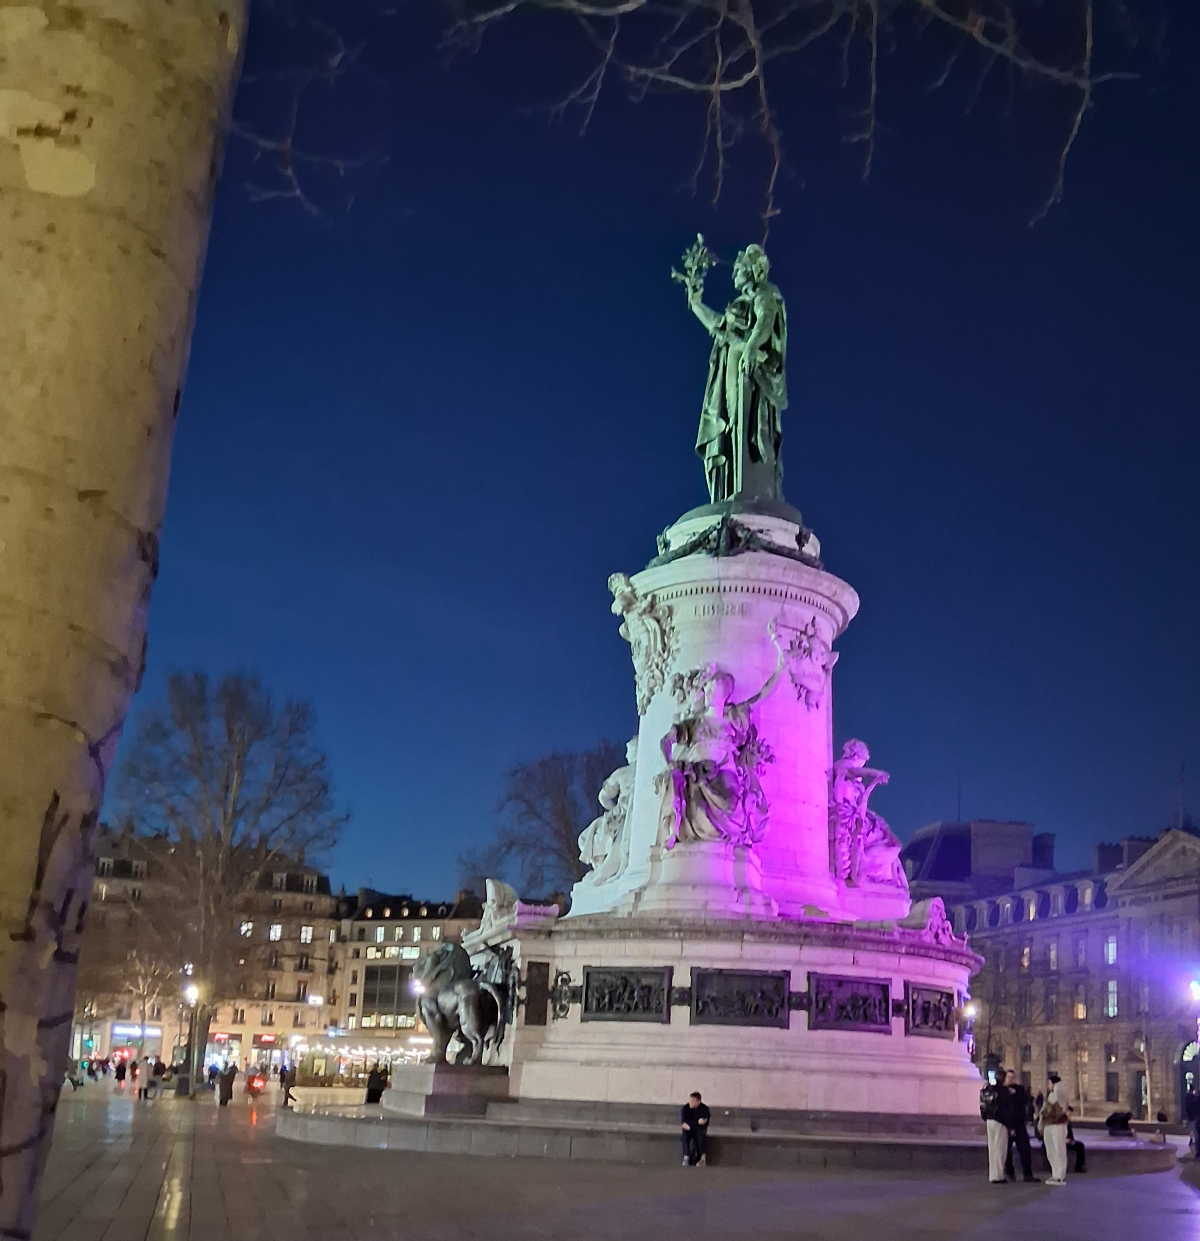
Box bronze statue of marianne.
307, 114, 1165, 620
673, 236, 788, 505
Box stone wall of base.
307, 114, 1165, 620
275, 1107, 1177, 1176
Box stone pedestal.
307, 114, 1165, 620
380, 1063, 510, 1118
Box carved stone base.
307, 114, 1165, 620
380, 1063, 510, 1118
836, 880, 912, 923
624, 841, 778, 919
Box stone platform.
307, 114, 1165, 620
277, 1099, 1177, 1175
380, 1063, 510, 1117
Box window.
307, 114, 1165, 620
232, 1008, 245, 1025
293, 1009, 305, 1027
1047, 940, 1058, 972
375, 926, 385, 943
349, 992, 358, 1007
1002, 903, 1012, 926
1073, 984, 1087, 1020
1046, 1043, 1058, 1065
1016, 989, 1030, 1023
130, 887, 142, 904
1073, 936, 1087, 969
303, 901, 313, 913
1138, 929, 1150, 957
1045, 989, 1057, 1023
239, 921, 254, 938
393, 926, 404, 941
384, 946, 400, 959
303, 875, 317, 894
296, 981, 308, 1002
98, 883, 108, 902
297, 954, 311, 972
1020, 946, 1031, 973
350, 969, 359, 984
400, 945, 420, 960
1104, 1043, 1117, 1065
360, 1015, 377, 1028
329, 928, 336, 945
1138, 981, 1150, 1015
366, 946, 380, 960
347, 1014, 356, 1029
356, 927, 366, 941
1021, 1071, 1031, 1090
431, 926, 442, 941
97, 857, 113, 876
300, 924, 314, 944
1051, 891, 1062, 916
996, 947, 1007, 973
1104, 980, 1118, 1018
1020, 1044, 1032, 1064
351, 948, 360, 959
1104, 934, 1117, 966
269, 923, 282, 942
265, 981, 276, 1000
274, 872, 287, 890
1082, 886, 1093, 911
267, 950, 280, 970
412, 927, 422, 942
261, 1008, 275, 1026
1105, 1072, 1120, 1102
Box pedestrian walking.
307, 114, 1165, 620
1000, 1070, 1039, 1182
217, 1063, 236, 1107
114, 1059, 127, 1087
1042, 1073, 1070, 1185
680, 1091, 710, 1166
1184, 1085, 1200, 1156
980, 1071, 1007, 1184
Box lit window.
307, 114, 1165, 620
412, 927, 422, 943
400, 945, 420, 960
239, 921, 254, 938
1002, 904, 1012, 926
394, 927, 403, 942
303, 875, 317, 894
1020, 946, 1031, 973
431, 926, 442, 941
1082, 887, 1093, 910
375, 926, 385, 943
384, 946, 400, 959
269, 923, 282, 942
1073, 984, 1087, 1020
366, 946, 380, 960
98, 883, 108, 902
329, 928, 336, 945
1104, 935, 1117, 966
300, 925, 313, 944
273, 873, 286, 890
1104, 980, 1118, 1017
262, 1008, 275, 1026
347, 1014, 356, 1030
360, 1015, 377, 1028
1027, 901, 1036, 922
232, 1008, 245, 1025
1047, 941, 1058, 971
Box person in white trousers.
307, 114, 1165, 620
1042, 1073, 1070, 1185
980, 1072, 1008, 1183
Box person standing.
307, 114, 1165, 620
680, 1091, 711, 1166
114, 1059, 127, 1088
1000, 1070, 1039, 1182
1184, 1085, 1200, 1157
1042, 1073, 1070, 1185
365, 1064, 385, 1105
980, 1071, 1007, 1184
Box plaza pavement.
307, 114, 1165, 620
35, 1079, 1200, 1241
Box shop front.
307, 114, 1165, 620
109, 1022, 163, 1060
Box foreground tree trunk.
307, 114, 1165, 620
0, 1, 246, 1231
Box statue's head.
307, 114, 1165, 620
841, 738, 870, 766
412, 941, 473, 994
702, 666, 735, 711
625, 736, 639, 764
734, 244, 770, 290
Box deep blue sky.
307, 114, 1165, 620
133, 3, 1199, 898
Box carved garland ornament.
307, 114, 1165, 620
609, 572, 677, 715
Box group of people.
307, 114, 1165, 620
980, 1069, 1086, 1186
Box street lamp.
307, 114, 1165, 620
184, 984, 200, 1007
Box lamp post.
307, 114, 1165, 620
176, 980, 200, 1097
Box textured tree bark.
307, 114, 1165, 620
0, 1, 246, 1231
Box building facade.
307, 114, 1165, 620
208, 867, 339, 1070
913, 827, 1200, 1120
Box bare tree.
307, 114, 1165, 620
460, 741, 626, 899
113, 673, 345, 1077
451, 0, 1153, 227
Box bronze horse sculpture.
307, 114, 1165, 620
412, 943, 506, 1065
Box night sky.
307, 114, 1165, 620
131, 3, 1200, 899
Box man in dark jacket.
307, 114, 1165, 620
1000, 1070, 1039, 1182
680, 1092, 711, 1166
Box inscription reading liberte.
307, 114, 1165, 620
693, 600, 748, 618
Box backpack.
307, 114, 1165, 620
979, 1083, 1001, 1122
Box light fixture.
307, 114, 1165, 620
307, 994, 324, 1006
1189, 981, 1200, 1003
184, 984, 200, 1006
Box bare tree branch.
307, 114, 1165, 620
448, 0, 1151, 230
